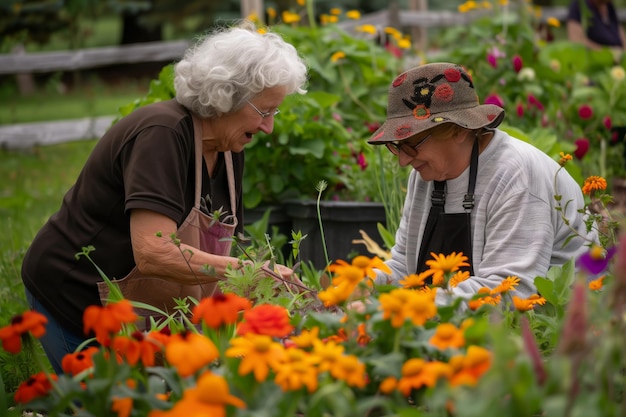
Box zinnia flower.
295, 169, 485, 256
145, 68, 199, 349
192, 293, 251, 329
581, 176, 607, 195
83, 300, 138, 346
0, 310, 47, 354
14, 372, 58, 404
237, 304, 294, 337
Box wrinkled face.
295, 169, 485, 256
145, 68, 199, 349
393, 128, 473, 182
212, 85, 287, 153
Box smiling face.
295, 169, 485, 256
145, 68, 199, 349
203, 85, 288, 153
394, 124, 474, 182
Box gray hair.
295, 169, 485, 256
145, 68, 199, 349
174, 20, 308, 118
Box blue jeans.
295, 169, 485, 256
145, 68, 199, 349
25, 288, 88, 375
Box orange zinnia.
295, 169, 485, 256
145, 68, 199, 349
83, 300, 138, 346
581, 176, 607, 195
236, 304, 293, 337
61, 346, 99, 376
165, 332, 219, 377
429, 323, 465, 350
192, 293, 251, 329
14, 371, 57, 404
0, 310, 47, 354
111, 331, 162, 367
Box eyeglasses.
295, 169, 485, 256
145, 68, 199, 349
247, 100, 280, 118
385, 134, 432, 157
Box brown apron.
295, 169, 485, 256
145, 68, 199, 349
97, 113, 238, 322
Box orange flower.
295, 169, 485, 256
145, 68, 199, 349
0, 310, 47, 354
396, 359, 451, 396
429, 323, 465, 350
111, 331, 162, 367
449, 345, 492, 386
328, 256, 390, 287
165, 332, 219, 377
236, 304, 293, 337
329, 354, 367, 388
83, 300, 138, 345
14, 371, 57, 404
192, 293, 251, 329
399, 272, 432, 289
512, 296, 535, 312
61, 346, 99, 376
425, 252, 470, 286
588, 275, 605, 291
582, 176, 607, 195
112, 396, 133, 417
225, 333, 285, 382
274, 348, 320, 392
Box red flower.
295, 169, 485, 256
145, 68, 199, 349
111, 331, 162, 367
512, 55, 523, 73
237, 304, 294, 338
61, 346, 99, 376
578, 104, 593, 120
14, 372, 57, 404
574, 138, 590, 159
192, 293, 252, 329
83, 300, 138, 346
516, 104, 524, 118
0, 311, 47, 354
603, 115, 612, 130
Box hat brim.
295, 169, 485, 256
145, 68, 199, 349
368, 104, 505, 144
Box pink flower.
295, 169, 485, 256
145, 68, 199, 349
487, 53, 497, 68
527, 94, 544, 111
484, 94, 504, 108
574, 137, 590, 159
516, 104, 524, 117
356, 151, 368, 170
365, 121, 380, 133
512, 55, 523, 73
603, 115, 612, 130
578, 104, 593, 120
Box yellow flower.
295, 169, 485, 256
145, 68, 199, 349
274, 348, 320, 392
589, 275, 605, 291
331, 51, 346, 63
582, 176, 607, 196
318, 280, 356, 306
297, 0, 305, 6
559, 152, 572, 166
282, 11, 301, 24
429, 323, 465, 350
449, 270, 470, 287
289, 327, 320, 348
313, 339, 344, 372
256, 27, 267, 35
449, 346, 492, 386
467, 288, 502, 310
425, 252, 470, 286
546, 16, 561, 27
329, 354, 367, 387
611, 66, 626, 81
397, 37, 412, 49
246, 12, 258, 22
512, 295, 535, 312
356, 24, 377, 35
399, 272, 432, 289
491, 276, 520, 294
266, 7, 276, 18
404, 290, 438, 326
379, 289, 408, 328
225, 333, 285, 382
329, 7, 342, 15
345, 10, 361, 19
379, 376, 397, 394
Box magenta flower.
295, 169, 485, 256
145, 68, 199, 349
603, 115, 612, 130
516, 104, 524, 118
487, 53, 497, 68
512, 55, 523, 73
484, 94, 504, 108
574, 137, 590, 159
578, 104, 593, 120
356, 152, 368, 170
527, 94, 545, 111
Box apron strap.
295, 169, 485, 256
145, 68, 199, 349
191, 114, 204, 210
463, 137, 479, 212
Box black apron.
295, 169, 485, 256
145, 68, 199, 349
416, 139, 479, 276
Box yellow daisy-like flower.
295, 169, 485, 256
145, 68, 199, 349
266, 7, 276, 18
256, 27, 267, 35
384, 26, 402, 39
527, 294, 546, 306
429, 323, 465, 350
317, 281, 356, 307
329, 354, 367, 388
449, 270, 470, 288
274, 348, 320, 393
611, 65, 626, 82
559, 152, 572, 166
345, 10, 361, 19
313, 339, 345, 372
403, 291, 438, 326
379, 289, 409, 328
582, 176, 607, 196
491, 276, 520, 294
425, 252, 470, 286
225, 333, 285, 382
512, 295, 535, 312
330, 51, 346, 63
356, 24, 377, 35
399, 272, 432, 289
397, 37, 412, 49
467, 288, 501, 310
546, 16, 561, 27
289, 327, 320, 348
329, 7, 342, 15
282, 11, 301, 24
589, 275, 605, 291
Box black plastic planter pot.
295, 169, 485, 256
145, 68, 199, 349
284, 200, 387, 270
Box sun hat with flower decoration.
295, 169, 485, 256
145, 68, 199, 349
368, 62, 505, 144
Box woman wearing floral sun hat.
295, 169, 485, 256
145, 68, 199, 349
365, 62, 597, 306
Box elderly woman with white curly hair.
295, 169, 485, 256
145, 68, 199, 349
21, 20, 308, 374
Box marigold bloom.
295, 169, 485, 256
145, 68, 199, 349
581, 176, 607, 195
379, 376, 397, 394
112, 331, 162, 367
312, 339, 344, 372
61, 346, 99, 376
589, 275, 605, 290
289, 327, 320, 349
274, 348, 320, 393
404, 291, 438, 326
237, 304, 293, 337
14, 372, 57, 404
226, 333, 285, 381
379, 289, 412, 328
449, 346, 492, 386
429, 323, 465, 350
192, 293, 251, 329
397, 359, 450, 396
467, 288, 501, 310
266, 7, 276, 18
425, 252, 470, 286
329, 354, 367, 388
329, 256, 390, 287
83, 300, 138, 346
149, 371, 244, 417
0, 310, 47, 354
165, 332, 219, 377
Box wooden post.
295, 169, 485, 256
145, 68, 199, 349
409, 0, 428, 52
241, 0, 265, 23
